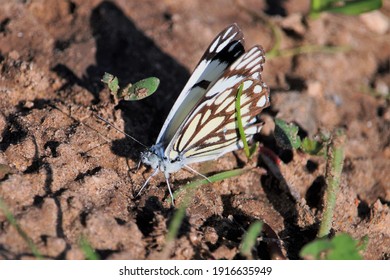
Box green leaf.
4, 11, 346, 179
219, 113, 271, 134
310, 0, 382, 16
101, 72, 120, 95
274, 118, 302, 150
123, 77, 160, 101
300, 233, 366, 260
301, 137, 324, 155
101, 74, 159, 101
300, 238, 333, 260
327, 234, 363, 260
325, 0, 382, 15
240, 221, 263, 258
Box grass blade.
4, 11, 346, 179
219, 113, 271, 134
235, 83, 251, 158
325, 0, 382, 15
172, 168, 249, 200
240, 220, 263, 259
310, 0, 382, 16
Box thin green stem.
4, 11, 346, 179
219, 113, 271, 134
235, 83, 251, 158
267, 45, 350, 60
171, 168, 249, 201
318, 129, 346, 238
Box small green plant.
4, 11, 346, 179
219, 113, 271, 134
300, 233, 368, 260
102, 73, 160, 101
274, 118, 302, 150
274, 118, 327, 156
310, 0, 382, 18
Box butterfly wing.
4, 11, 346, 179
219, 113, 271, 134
156, 24, 245, 146
166, 45, 270, 163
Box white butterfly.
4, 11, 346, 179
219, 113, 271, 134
136, 24, 270, 205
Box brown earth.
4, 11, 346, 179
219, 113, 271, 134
0, 0, 389, 260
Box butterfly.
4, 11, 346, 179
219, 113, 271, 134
136, 23, 270, 205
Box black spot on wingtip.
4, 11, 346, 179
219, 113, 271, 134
192, 80, 211, 90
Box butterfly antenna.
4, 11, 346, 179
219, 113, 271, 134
184, 164, 211, 182
95, 114, 147, 148
136, 168, 159, 197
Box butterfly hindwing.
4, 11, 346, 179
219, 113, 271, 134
156, 24, 245, 146
166, 45, 270, 162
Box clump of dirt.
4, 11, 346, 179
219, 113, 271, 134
0, 0, 389, 259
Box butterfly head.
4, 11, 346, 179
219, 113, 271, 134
141, 144, 185, 176
140, 148, 161, 170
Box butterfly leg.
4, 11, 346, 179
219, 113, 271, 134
136, 168, 159, 197
184, 164, 211, 182
165, 175, 175, 207
165, 178, 175, 206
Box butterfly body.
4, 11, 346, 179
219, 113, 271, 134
141, 143, 183, 175
138, 24, 270, 204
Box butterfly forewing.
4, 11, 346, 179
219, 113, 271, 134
167, 45, 270, 162
156, 24, 245, 146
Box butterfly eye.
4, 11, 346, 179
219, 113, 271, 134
140, 151, 150, 161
